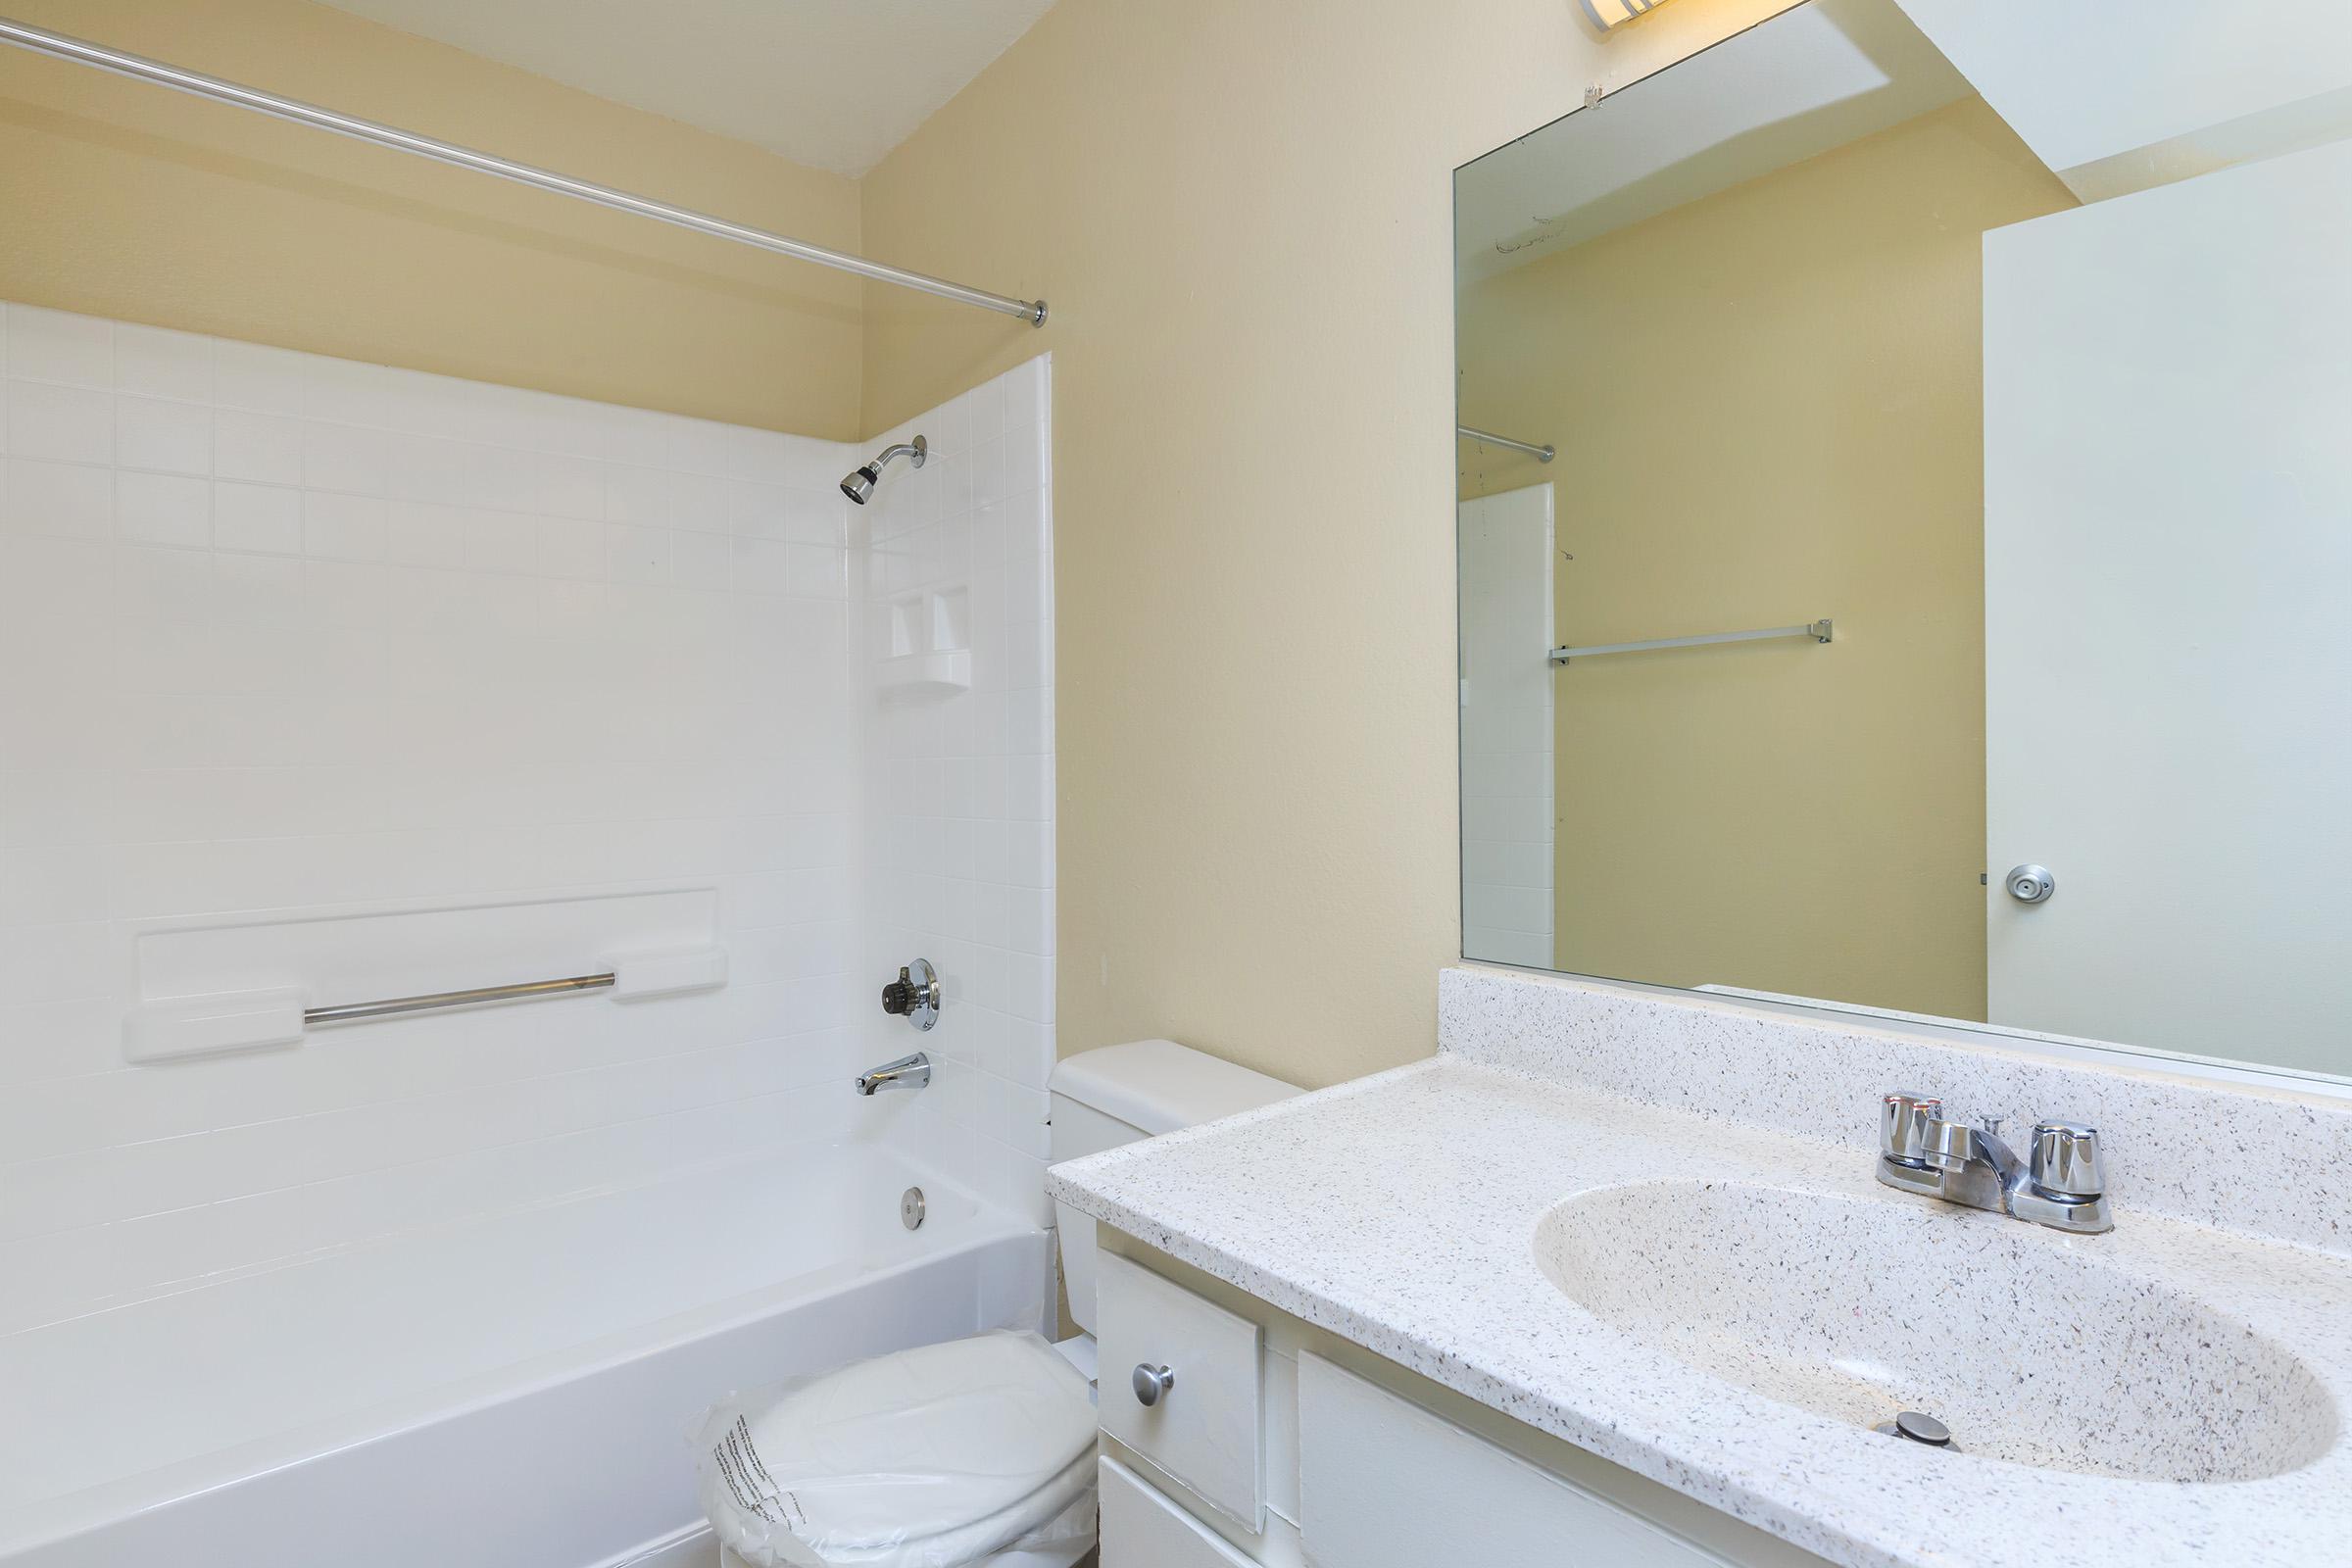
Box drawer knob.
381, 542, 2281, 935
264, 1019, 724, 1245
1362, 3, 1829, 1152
1131, 1362, 1176, 1406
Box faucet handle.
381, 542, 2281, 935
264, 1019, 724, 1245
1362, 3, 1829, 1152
2030, 1120, 2104, 1200
1880, 1091, 1942, 1166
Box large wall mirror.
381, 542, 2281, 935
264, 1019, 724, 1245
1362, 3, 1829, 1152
1455, 0, 2352, 1087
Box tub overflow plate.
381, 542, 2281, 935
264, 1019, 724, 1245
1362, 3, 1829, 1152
901, 1187, 926, 1231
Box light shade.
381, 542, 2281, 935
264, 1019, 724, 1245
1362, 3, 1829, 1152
1579, 0, 1672, 29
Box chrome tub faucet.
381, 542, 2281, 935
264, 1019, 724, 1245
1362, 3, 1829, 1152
856, 1052, 932, 1096
1878, 1091, 2112, 1234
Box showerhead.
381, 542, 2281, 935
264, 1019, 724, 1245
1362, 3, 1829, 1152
841, 433, 926, 505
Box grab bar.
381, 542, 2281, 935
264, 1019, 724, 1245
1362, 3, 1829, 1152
1457, 424, 1556, 463
123, 948, 729, 1063
305, 971, 614, 1025
1549, 618, 1832, 665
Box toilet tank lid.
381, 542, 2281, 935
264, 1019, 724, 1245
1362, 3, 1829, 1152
1049, 1039, 1299, 1136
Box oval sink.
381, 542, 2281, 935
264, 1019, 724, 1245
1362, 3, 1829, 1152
1534, 1180, 2336, 1482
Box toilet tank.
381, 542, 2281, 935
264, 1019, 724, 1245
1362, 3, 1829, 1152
1049, 1039, 1298, 1336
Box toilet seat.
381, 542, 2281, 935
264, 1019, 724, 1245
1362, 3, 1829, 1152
703, 1333, 1099, 1568
779, 1449, 1094, 1566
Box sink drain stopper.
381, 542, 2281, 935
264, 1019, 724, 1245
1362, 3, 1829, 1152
1876, 1410, 1956, 1449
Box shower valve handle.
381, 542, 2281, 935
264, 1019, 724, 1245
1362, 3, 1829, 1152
880, 958, 941, 1031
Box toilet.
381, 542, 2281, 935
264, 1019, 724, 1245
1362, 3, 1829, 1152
708, 1039, 1298, 1568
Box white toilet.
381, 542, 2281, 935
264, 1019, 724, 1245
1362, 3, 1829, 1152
709, 1039, 1298, 1568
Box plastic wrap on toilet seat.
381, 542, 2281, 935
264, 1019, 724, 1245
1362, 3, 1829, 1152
697, 1331, 1100, 1568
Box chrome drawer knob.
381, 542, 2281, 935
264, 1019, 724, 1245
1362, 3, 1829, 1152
1131, 1362, 1175, 1406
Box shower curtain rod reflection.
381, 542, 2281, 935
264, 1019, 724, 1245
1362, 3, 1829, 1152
0, 16, 1049, 326
1457, 425, 1555, 463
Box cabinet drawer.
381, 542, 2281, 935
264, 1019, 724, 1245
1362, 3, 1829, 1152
1096, 1250, 1265, 1529
1100, 1454, 1259, 1568
1297, 1354, 1730, 1568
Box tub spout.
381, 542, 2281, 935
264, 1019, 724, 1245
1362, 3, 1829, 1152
855, 1052, 931, 1096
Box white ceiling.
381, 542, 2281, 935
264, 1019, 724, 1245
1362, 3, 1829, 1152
318, 0, 1060, 176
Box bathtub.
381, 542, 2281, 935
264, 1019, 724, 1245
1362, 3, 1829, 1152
0, 1144, 1049, 1568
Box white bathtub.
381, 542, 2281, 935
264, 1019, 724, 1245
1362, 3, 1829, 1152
0, 1144, 1049, 1568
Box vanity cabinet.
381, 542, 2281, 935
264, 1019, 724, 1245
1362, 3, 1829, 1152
1090, 1235, 1831, 1568
1297, 1354, 1730, 1568
1100, 1453, 1262, 1568
1096, 1250, 1268, 1530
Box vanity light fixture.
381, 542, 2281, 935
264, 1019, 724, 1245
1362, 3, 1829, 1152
1578, 0, 1673, 30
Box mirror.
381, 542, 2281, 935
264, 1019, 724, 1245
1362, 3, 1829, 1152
1455, 0, 2352, 1086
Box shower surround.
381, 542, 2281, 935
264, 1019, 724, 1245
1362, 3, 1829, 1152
0, 299, 1055, 1559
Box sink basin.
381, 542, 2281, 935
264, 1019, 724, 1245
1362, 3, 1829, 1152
1534, 1180, 2336, 1482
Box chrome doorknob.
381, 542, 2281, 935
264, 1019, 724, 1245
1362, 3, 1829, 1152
1130, 1363, 1175, 1406
2005, 864, 2056, 904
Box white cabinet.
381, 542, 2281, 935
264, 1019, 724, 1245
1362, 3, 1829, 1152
1295, 1353, 1732, 1568
1096, 1250, 1267, 1531
1087, 1243, 1826, 1568
1101, 1454, 1263, 1568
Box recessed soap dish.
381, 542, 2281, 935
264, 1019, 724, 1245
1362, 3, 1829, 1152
877, 588, 972, 697
877, 649, 973, 698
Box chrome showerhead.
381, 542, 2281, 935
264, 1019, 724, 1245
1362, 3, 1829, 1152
840, 433, 926, 505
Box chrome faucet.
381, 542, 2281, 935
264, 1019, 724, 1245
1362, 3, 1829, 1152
1878, 1091, 2112, 1234
855, 1052, 931, 1097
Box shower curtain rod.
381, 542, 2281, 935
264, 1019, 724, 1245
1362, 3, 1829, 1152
1457, 425, 1555, 463
0, 16, 1049, 326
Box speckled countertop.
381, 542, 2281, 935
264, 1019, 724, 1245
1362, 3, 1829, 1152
1048, 971, 2352, 1568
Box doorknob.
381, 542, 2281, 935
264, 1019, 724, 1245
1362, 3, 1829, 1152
2005, 864, 2056, 904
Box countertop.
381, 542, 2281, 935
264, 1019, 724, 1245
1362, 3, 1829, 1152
1049, 1038, 2352, 1568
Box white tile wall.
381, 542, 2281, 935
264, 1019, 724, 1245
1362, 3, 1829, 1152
0, 302, 879, 1332
850, 359, 1058, 1226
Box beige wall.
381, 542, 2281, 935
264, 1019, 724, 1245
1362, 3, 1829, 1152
859, 0, 1802, 1086
0, 0, 863, 436
3, 0, 1837, 1090
1459, 98, 2076, 1021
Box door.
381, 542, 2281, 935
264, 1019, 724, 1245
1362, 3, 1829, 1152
1983, 136, 2352, 1069
1459, 483, 1556, 969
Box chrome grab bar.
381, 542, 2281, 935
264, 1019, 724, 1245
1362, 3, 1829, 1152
1457, 424, 1556, 463
1549, 618, 1833, 665
304, 972, 614, 1026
